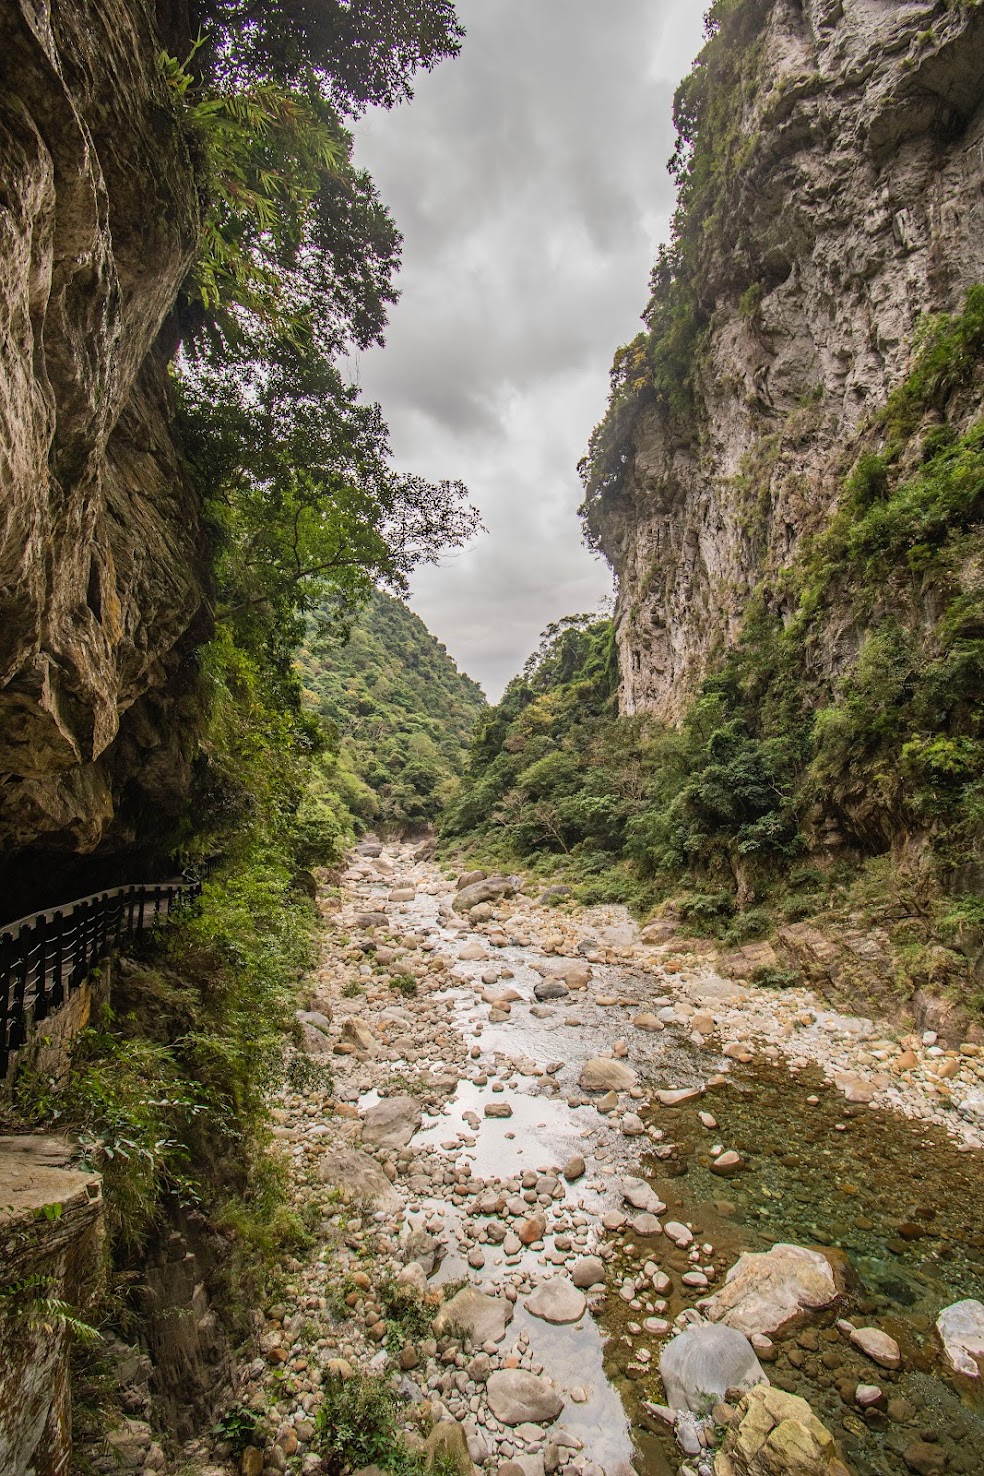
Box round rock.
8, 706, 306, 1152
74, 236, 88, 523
486, 1370, 565, 1426
524, 1276, 587, 1325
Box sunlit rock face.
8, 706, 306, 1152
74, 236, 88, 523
593, 0, 984, 719
0, 0, 210, 899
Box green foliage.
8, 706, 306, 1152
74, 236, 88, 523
580, 0, 771, 538
297, 589, 486, 833
315, 1370, 401, 1476
467, 290, 984, 968
212, 1404, 260, 1458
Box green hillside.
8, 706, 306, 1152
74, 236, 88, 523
296, 590, 486, 834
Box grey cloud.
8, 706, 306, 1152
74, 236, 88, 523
352, 0, 707, 697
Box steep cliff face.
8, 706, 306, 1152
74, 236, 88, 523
0, 0, 208, 910
586, 0, 984, 720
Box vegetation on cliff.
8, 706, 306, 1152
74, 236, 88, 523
296, 590, 486, 837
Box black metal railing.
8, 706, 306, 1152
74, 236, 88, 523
0, 877, 203, 1078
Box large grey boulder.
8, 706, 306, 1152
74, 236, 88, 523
704, 1243, 841, 1338
453, 876, 518, 913
318, 1149, 399, 1211
361, 1094, 421, 1149
936, 1299, 984, 1377
485, 1370, 564, 1425
659, 1324, 768, 1412
433, 1286, 512, 1345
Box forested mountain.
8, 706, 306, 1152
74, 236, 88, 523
297, 591, 486, 833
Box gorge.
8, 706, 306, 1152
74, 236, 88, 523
2, 3, 984, 1476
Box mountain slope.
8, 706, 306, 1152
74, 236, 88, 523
297, 591, 486, 831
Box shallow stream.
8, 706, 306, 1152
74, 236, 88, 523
360, 867, 984, 1476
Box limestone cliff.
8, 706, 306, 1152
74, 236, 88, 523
0, 0, 208, 912
583, 0, 984, 720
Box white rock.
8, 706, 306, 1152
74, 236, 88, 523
936, 1299, 984, 1377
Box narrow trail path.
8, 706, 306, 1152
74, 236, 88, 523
182, 843, 984, 1476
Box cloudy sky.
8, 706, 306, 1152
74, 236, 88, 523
351, 1, 707, 698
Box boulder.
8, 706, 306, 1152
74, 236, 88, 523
832, 1073, 876, 1105
361, 1095, 421, 1149
485, 1370, 564, 1426
453, 877, 517, 913
713, 1385, 853, 1475
355, 911, 388, 928
433, 1286, 511, 1345
341, 1018, 376, 1052
632, 1013, 665, 1032
704, 1244, 841, 1338
318, 1149, 399, 1211
572, 1256, 605, 1289
524, 1277, 586, 1325
936, 1298, 984, 1377
659, 1324, 768, 1413
580, 1058, 638, 1093
299, 1022, 333, 1055
457, 870, 487, 890
542, 959, 591, 989
622, 1177, 666, 1215
534, 979, 570, 1002
425, 1421, 474, 1476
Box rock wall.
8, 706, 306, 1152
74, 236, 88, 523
591, 0, 984, 719
0, 1135, 104, 1476
0, 0, 209, 910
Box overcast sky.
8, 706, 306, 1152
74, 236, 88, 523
351, 1, 707, 699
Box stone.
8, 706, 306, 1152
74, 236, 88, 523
663, 1221, 694, 1247
623, 1178, 666, 1215
453, 878, 518, 913
715, 1384, 853, 1476
518, 1214, 546, 1245
524, 1277, 587, 1324
832, 1073, 876, 1105
459, 942, 488, 962
660, 1325, 769, 1414
630, 1213, 662, 1237
848, 1328, 901, 1370
572, 1256, 606, 1289
564, 1155, 586, 1181
632, 1013, 665, 1032
425, 1421, 473, 1476
711, 1151, 742, 1175
361, 1095, 421, 1149
579, 1058, 638, 1092
485, 1102, 513, 1119
704, 1244, 841, 1338
656, 1087, 703, 1106
341, 1018, 376, 1052
318, 1149, 400, 1210
433, 1287, 512, 1346
903, 1442, 947, 1475
390, 888, 416, 902
534, 979, 570, 1002
621, 1113, 646, 1136
485, 1371, 564, 1426
241, 1450, 264, 1476
936, 1298, 984, 1377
